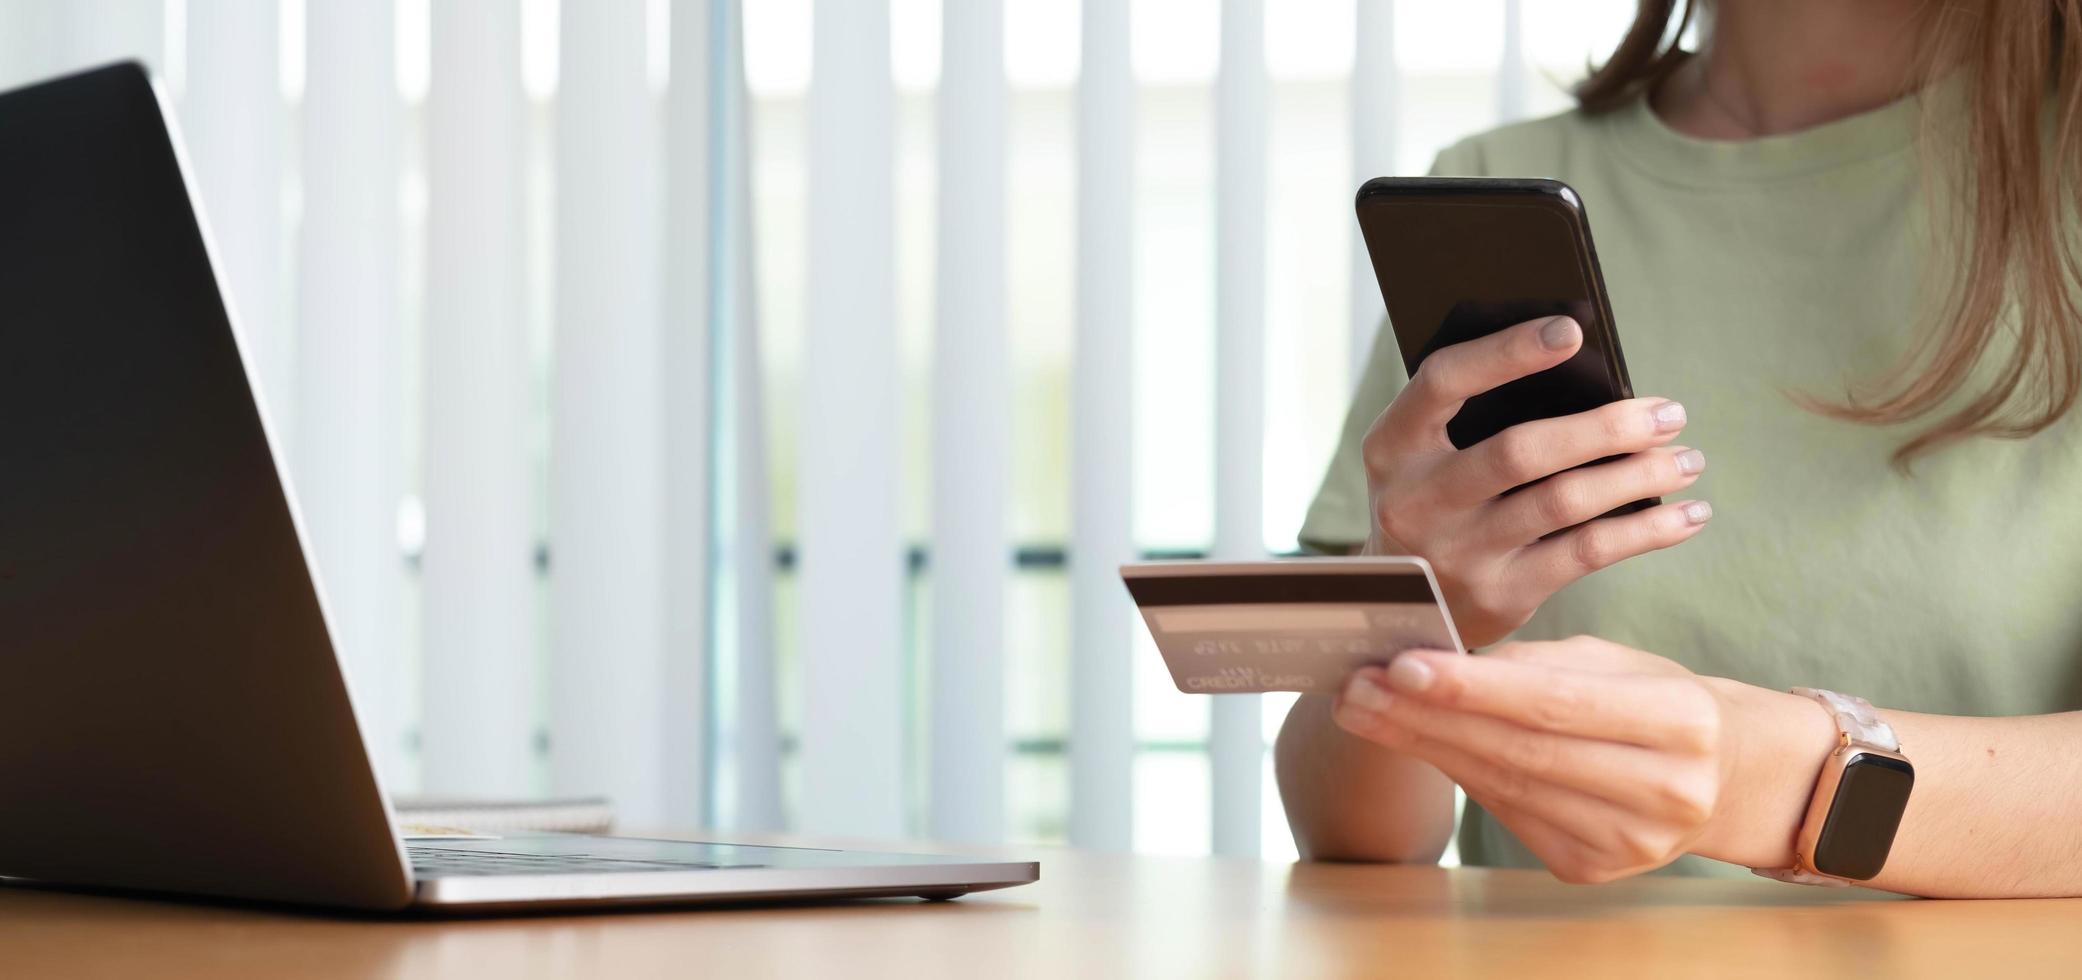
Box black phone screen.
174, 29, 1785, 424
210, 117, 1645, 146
1356, 179, 1632, 452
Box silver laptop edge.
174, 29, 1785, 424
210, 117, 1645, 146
0, 62, 1035, 913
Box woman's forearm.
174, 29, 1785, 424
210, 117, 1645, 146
1274, 693, 1457, 862
1848, 711, 2082, 897
1707, 704, 2082, 898
1297, 632, 2082, 896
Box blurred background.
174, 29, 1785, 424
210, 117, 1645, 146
0, 0, 1639, 860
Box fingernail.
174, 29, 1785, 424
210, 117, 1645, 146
1674, 448, 1705, 475
1384, 655, 1436, 693
1653, 401, 1688, 432
1683, 500, 1714, 525
1539, 316, 1579, 351
1343, 672, 1394, 712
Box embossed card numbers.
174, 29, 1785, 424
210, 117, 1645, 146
1121, 558, 1467, 695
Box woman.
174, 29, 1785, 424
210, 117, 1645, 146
1276, 0, 2082, 898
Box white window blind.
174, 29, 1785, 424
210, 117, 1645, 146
660, 0, 720, 834
1499, 0, 1528, 122
0, 0, 1634, 857
297, 0, 409, 786
721, 10, 783, 828
0, 2, 61, 90
182, 1, 292, 444
421, 0, 535, 798
799, 0, 905, 839
549, 0, 675, 825
1209, 0, 1268, 859
58, 1, 165, 86
930, 0, 1011, 845
1349, 0, 1398, 385
1069, 0, 1138, 853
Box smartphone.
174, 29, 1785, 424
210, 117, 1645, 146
1355, 176, 1653, 514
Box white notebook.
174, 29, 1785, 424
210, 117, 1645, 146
392, 795, 614, 840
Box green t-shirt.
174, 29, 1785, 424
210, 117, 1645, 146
1300, 92, 2082, 876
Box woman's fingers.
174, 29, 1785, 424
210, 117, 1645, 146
1479, 798, 1642, 885
1379, 316, 1585, 443
1339, 667, 1716, 821
1437, 396, 1689, 503
1505, 498, 1713, 596
1336, 685, 1648, 852
1345, 314, 1707, 649
1478, 445, 1705, 546
1486, 635, 1696, 678
1377, 651, 1717, 750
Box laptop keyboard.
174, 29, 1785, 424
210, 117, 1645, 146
408, 846, 764, 877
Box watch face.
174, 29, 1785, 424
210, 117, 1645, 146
1812, 752, 1915, 881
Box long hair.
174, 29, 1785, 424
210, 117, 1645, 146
1578, 2, 2082, 470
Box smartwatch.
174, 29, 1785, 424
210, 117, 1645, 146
1752, 688, 1915, 886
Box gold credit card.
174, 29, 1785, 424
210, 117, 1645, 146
1121, 557, 1466, 694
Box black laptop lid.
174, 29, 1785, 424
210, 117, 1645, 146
0, 63, 411, 910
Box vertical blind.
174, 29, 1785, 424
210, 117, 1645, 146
799, 0, 905, 839
1209, 0, 1267, 858
422, 0, 534, 799
1069, 0, 1137, 852
297, 0, 409, 787
931, 0, 1010, 845
0, 0, 1622, 856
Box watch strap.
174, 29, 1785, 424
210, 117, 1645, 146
1751, 688, 1901, 886
1794, 686, 1900, 752
1751, 865, 1853, 887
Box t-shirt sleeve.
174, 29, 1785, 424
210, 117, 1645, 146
1295, 140, 1489, 553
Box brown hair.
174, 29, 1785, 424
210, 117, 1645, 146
1578, 1, 2082, 469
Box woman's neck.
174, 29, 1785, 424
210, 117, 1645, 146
1653, 0, 1931, 139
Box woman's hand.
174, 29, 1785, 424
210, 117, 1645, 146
1330, 636, 1834, 883
1361, 315, 1710, 647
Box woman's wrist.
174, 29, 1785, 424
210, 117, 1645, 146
1693, 679, 1839, 869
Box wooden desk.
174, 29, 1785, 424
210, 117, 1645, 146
6, 836, 2079, 978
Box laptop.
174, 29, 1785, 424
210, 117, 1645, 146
0, 62, 1037, 912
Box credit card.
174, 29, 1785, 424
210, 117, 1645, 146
1120, 557, 1466, 694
